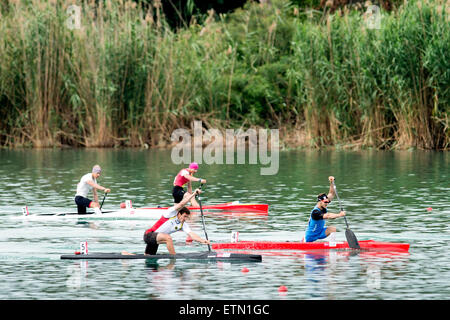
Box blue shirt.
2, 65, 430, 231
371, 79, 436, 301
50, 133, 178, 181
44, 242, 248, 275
305, 205, 327, 240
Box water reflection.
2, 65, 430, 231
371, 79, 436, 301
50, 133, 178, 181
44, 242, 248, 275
300, 249, 411, 299
66, 261, 88, 290
76, 220, 99, 229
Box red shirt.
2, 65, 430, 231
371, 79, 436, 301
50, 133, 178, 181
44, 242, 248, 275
173, 168, 191, 187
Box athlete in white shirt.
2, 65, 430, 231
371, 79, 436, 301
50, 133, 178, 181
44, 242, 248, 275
142, 188, 210, 255
75, 165, 111, 214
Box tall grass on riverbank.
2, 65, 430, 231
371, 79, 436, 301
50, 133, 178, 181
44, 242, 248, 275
290, 0, 449, 149
0, 0, 448, 149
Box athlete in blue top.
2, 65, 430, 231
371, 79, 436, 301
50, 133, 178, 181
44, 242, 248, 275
304, 176, 346, 242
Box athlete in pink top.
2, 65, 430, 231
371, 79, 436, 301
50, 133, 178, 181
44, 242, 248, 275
172, 162, 206, 207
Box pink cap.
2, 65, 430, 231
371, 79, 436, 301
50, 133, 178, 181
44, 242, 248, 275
189, 162, 199, 170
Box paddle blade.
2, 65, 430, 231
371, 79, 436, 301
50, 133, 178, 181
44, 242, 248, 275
345, 228, 360, 249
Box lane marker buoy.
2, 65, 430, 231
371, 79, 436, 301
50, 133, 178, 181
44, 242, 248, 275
278, 285, 287, 292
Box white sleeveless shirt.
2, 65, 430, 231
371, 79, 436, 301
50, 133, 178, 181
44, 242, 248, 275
76, 173, 97, 198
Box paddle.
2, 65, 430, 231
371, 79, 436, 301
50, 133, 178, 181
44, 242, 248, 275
196, 183, 211, 252
332, 181, 360, 249
100, 192, 107, 210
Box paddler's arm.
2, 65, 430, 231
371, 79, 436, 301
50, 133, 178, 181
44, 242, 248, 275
173, 188, 202, 211
93, 188, 98, 203
187, 232, 210, 245
86, 180, 111, 193
184, 174, 206, 185
323, 211, 345, 219
327, 176, 335, 200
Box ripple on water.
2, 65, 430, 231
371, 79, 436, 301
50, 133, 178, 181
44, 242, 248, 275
0, 149, 448, 299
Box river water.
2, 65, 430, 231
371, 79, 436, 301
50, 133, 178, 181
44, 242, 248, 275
0, 149, 448, 300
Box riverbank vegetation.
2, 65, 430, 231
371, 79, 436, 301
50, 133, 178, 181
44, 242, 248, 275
0, 0, 448, 149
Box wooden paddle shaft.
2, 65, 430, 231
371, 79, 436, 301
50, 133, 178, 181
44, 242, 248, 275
332, 182, 349, 228
197, 184, 211, 251
332, 181, 360, 249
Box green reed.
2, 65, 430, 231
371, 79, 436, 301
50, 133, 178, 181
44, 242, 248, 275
0, 0, 448, 149
290, 0, 449, 149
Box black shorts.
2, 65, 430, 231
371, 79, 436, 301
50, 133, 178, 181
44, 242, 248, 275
143, 231, 159, 255
172, 186, 185, 203
75, 196, 92, 214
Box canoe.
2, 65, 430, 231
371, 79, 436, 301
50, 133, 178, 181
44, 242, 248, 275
139, 201, 268, 213
19, 201, 268, 219
60, 251, 262, 262
211, 240, 410, 252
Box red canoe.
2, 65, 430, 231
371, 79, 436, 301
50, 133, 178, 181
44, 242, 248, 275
141, 202, 269, 214
211, 240, 410, 252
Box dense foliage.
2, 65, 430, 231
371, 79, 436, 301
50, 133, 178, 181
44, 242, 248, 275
0, 0, 448, 149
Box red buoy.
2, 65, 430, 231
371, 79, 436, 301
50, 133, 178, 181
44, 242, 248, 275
241, 267, 249, 273
278, 285, 287, 292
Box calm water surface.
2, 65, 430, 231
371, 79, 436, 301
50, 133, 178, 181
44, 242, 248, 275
0, 149, 448, 300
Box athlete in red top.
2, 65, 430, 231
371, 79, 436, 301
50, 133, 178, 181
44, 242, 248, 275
172, 162, 206, 208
